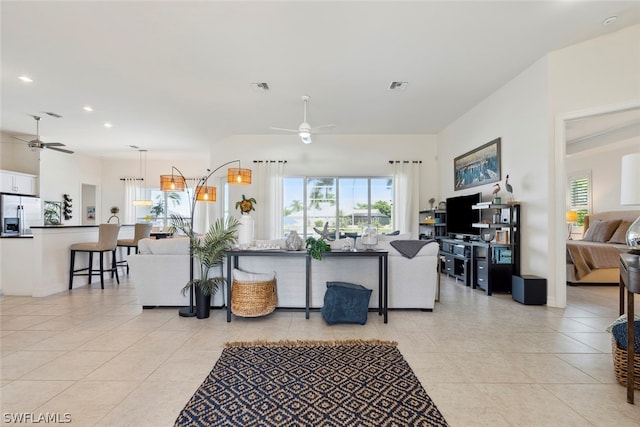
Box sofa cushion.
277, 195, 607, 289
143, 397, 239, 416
137, 237, 189, 255
321, 281, 372, 325
607, 220, 632, 244
582, 219, 621, 243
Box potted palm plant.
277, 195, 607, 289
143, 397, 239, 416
170, 215, 239, 319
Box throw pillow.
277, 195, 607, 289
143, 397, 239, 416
582, 219, 621, 243
233, 269, 275, 282
611, 320, 640, 353
607, 220, 632, 244
321, 281, 372, 325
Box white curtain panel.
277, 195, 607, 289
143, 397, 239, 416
123, 178, 138, 224
392, 161, 421, 239
254, 161, 285, 240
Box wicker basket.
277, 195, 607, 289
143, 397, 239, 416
231, 279, 277, 317
611, 337, 640, 389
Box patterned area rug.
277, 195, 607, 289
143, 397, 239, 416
175, 339, 448, 426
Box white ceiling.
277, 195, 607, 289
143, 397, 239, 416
2, 1, 640, 159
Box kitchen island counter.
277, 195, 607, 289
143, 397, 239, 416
0, 225, 133, 296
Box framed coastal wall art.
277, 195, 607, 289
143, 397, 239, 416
454, 137, 501, 191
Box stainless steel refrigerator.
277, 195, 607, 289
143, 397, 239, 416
1, 193, 42, 237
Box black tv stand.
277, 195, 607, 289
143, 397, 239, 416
440, 238, 472, 286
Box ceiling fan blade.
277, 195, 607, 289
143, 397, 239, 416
12, 135, 33, 143
43, 142, 66, 147
47, 146, 74, 154
310, 124, 336, 132
270, 127, 299, 133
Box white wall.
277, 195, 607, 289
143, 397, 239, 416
100, 153, 210, 223
210, 133, 439, 228
549, 25, 640, 114
0, 131, 39, 176
438, 57, 551, 281
39, 150, 103, 225
567, 138, 640, 214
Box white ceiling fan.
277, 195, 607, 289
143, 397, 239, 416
13, 115, 73, 154
271, 95, 335, 144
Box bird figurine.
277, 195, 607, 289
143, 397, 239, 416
492, 183, 500, 197
505, 174, 514, 202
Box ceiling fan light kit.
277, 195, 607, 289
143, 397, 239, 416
270, 95, 334, 144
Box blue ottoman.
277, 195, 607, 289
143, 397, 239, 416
321, 281, 372, 325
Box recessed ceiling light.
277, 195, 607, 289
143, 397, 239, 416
83, 106, 94, 112
602, 16, 617, 26
18, 75, 33, 83
388, 81, 408, 91
104, 122, 113, 128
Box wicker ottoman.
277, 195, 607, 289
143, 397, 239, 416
231, 269, 277, 317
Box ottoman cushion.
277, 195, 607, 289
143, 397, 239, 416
321, 281, 372, 325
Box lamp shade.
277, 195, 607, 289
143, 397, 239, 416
228, 168, 251, 185
620, 152, 640, 251
565, 210, 578, 223
196, 186, 216, 202
160, 174, 185, 191
620, 153, 640, 205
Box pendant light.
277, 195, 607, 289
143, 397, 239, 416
133, 149, 153, 206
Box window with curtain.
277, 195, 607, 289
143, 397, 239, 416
148, 189, 192, 228
567, 170, 591, 226
283, 176, 393, 238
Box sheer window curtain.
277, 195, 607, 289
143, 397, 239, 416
253, 161, 286, 240
123, 178, 138, 224
391, 161, 421, 239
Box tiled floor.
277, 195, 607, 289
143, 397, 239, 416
1, 275, 640, 426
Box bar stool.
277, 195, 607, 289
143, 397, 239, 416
116, 223, 152, 274
69, 223, 121, 289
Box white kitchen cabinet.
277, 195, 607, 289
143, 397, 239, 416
0, 170, 38, 195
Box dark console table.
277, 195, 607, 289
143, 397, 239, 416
619, 253, 640, 404
226, 249, 388, 323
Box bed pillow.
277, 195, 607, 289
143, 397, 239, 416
582, 219, 621, 243
607, 220, 632, 244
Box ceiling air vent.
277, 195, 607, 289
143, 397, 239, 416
388, 81, 408, 91
250, 82, 270, 92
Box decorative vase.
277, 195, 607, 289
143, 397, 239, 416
361, 224, 378, 251
195, 286, 211, 319
285, 230, 304, 251
238, 213, 254, 247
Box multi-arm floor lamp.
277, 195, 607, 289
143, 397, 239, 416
160, 160, 251, 317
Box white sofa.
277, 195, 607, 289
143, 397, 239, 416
127, 237, 225, 308
128, 234, 440, 310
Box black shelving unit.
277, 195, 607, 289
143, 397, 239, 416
471, 203, 520, 295
419, 209, 446, 240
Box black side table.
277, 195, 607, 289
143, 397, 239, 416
619, 253, 640, 404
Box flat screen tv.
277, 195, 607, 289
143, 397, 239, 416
446, 192, 482, 237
